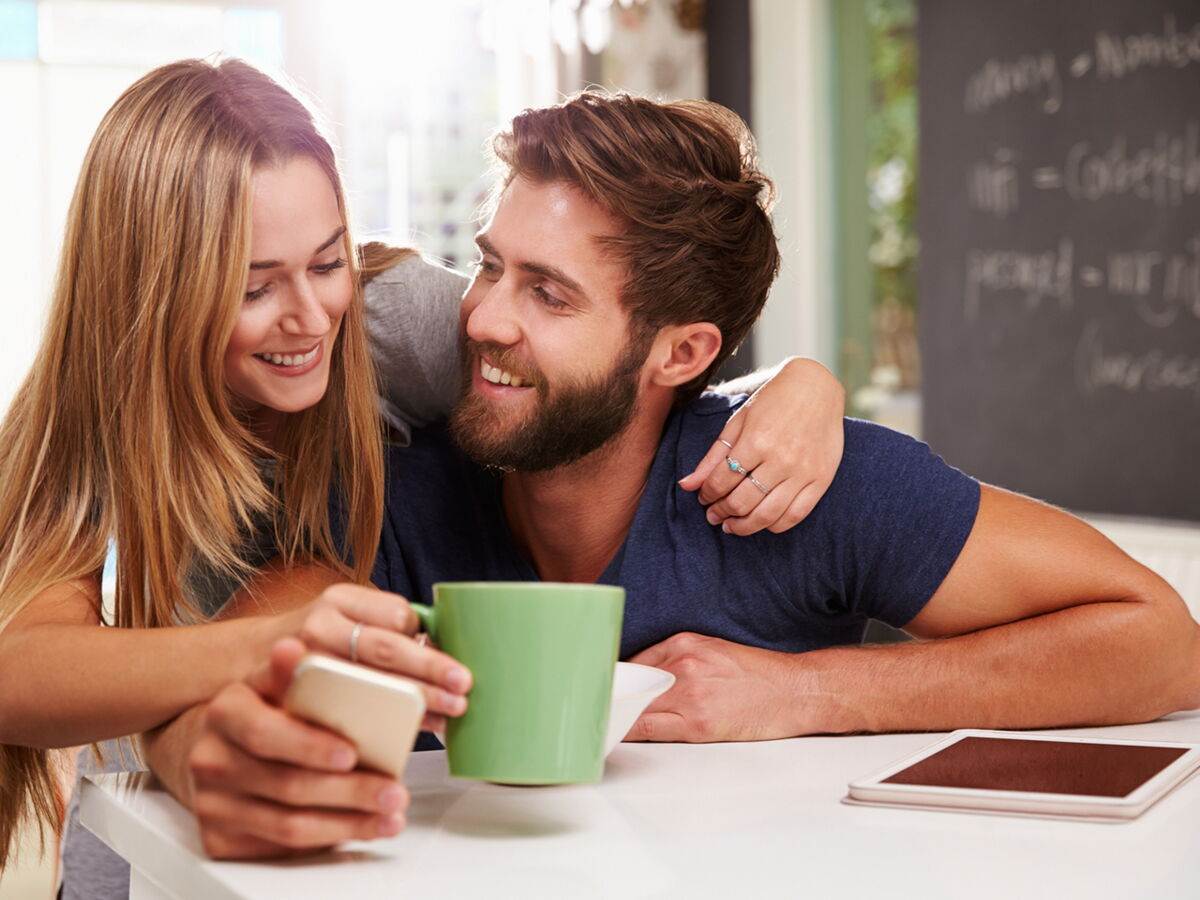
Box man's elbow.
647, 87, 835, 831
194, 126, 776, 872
1126, 573, 1200, 716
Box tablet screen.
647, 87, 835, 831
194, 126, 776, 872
881, 736, 1189, 797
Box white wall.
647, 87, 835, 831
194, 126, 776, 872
750, 0, 836, 371
2, 61, 45, 416
0, 0, 286, 419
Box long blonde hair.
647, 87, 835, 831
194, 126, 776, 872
0, 58, 384, 865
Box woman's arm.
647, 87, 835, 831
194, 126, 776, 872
143, 569, 472, 859
0, 564, 468, 749
364, 255, 467, 439
682, 356, 846, 535
0, 578, 278, 747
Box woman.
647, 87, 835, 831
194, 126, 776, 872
0, 58, 844, 886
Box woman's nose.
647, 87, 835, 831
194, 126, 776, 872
280, 279, 332, 335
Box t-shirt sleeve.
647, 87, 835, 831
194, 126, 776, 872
364, 254, 467, 443
821, 419, 981, 629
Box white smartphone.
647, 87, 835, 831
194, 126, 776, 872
284, 654, 426, 778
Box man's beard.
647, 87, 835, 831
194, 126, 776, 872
449, 338, 649, 473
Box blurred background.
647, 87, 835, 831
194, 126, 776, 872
0, 0, 917, 428
1, 1, 1197, 895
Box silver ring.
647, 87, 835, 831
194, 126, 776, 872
746, 472, 771, 495
726, 456, 750, 476
727, 456, 770, 494
349, 621, 365, 663
718, 439, 734, 450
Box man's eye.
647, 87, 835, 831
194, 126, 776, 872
534, 286, 567, 310
473, 258, 500, 277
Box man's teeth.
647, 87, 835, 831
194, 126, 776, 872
481, 360, 528, 388
255, 346, 319, 367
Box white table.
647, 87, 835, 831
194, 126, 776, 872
83, 711, 1200, 900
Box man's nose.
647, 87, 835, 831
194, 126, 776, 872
279, 278, 332, 335
464, 278, 522, 347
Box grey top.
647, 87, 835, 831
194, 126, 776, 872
61, 254, 467, 899
366, 253, 467, 443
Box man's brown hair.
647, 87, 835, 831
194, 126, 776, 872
490, 91, 781, 402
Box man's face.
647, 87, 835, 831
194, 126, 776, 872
450, 177, 653, 472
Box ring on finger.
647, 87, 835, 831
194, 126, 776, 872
726, 456, 750, 476
349, 621, 365, 663
718, 438, 734, 450
746, 471, 771, 495
415, 632, 429, 648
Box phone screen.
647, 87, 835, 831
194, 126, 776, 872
881, 736, 1188, 797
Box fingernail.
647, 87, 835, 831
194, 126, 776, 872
378, 785, 406, 812
721, 522, 732, 534
706, 509, 720, 525
443, 691, 468, 715
377, 813, 405, 836
331, 748, 355, 770
445, 667, 471, 692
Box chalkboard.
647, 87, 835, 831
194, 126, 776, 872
917, 0, 1200, 524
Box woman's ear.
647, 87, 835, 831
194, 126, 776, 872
647, 323, 722, 388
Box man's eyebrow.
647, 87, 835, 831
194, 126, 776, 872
249, 226, 346, 271
475, 233, 587, 297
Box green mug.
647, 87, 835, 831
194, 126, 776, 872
410, 582, 624, 784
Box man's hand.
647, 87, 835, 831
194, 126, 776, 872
625, 633, 806, 743
184, 638, 410, 859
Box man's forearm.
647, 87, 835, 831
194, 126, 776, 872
793, 596, 1200, 734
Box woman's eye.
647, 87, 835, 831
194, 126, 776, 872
245, 284, 270, 302
312, 257, 347, 275
534, 285, 567, 310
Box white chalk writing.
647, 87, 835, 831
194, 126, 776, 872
1076, 321, 1200, 399
967, 148, 1019, 216
1094, 15, 1200, 80
1064, 123, 1200, 207
964, 239, 1073, 320
964, 52, 1061, 115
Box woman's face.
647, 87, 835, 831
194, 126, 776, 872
224, 156, 352, 436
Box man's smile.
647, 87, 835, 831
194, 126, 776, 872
479, 356, 532, 389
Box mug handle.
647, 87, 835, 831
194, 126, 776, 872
409, 602, 436, 639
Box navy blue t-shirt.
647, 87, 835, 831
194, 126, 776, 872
373, 393, 980, 660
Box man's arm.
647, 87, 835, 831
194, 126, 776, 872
629, 485, 1200, 741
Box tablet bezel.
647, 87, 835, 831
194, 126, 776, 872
845, 729, 1200, 820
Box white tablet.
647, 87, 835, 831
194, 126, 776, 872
845, 729, 1200, 822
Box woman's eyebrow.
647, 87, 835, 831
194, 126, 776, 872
249, 226, 346, 271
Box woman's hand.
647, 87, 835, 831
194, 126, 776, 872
680, 357, 845, 536
275, 582, 470, 732
186, 637, 411, 858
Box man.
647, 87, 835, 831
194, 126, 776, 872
372, 92, 1199, 741
150, 92, 1200, 855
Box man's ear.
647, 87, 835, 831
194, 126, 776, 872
647, 323, 722, 389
